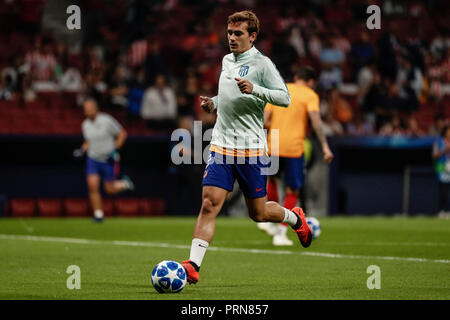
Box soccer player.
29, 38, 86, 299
78, 98, 134, 222
182, 11, 313, 284
258, 66, 334, 246
433, 125, 450, 216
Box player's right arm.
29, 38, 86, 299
81, 141, 89, 151
308, 110, 334, 163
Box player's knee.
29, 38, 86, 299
201, 197, 215, 215
88, 183, 99, 193
104, 182, 115, 195
250, 213, 266, 222
249, 209, 267, 222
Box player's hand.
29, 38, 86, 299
235, 78, 253, 94
109, 150, 120, 161
199, 96, 215, 113
322, 145, 334, 163
72, 148, 85, 159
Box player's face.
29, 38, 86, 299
227, 22, 256, 54
83, 101, 98, 120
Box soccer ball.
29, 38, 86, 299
151, 260, 187, 293
306, 217, 321, 240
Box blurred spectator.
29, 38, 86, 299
307, 32, 322, 60
350, 31, 375, 78
127, 35, 149, 68
396, 52, 423, 112
288, 26, 306, 58
141, 74, 177, 131
25, 37, 57, 81
347, 112, 375, 136
430, 30, 450, 59
356, 61, 377, 105
429, 114, 449, 136
425, 50, 450, 102
404, 115, 425, 137
126, 67, 147, 122
0, 73, 13, 100
108, 64, 129, 108
145, 40, 168, 85
322, 111, 345, 137
318, 37, 345, 89
271, 30, 299, 81
59, 66, 83, 93
377, 22, 400, 80
332, 29, 351, 55
177, 74, 198, 118
379, 113, 405, 136
329, 87, 353, 125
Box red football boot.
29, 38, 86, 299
182, 260, 199, 284
291, 207, 312, 248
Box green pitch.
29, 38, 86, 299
0, 216, 449, 300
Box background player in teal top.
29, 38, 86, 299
182, 11, 313, 285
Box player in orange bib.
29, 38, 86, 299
258, 66, 334, 245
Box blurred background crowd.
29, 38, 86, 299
0, 0, 449, 137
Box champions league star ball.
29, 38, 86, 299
151, 260, 187, 293
306, 217, 322, 240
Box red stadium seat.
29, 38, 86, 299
36, 198, 62, 217
102, 198, 115, 217
10, 198, 36, 217
139, 198, 165, 216
64, 198, 89, 217
152, 198, 165, 216
115, 198, 139, 216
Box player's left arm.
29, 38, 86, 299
308, 110, 334, 163
107, 115, 127, 150
235, 58, 290, 107
115, 128, 127, 150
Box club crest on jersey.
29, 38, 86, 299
239, 65, 249, 77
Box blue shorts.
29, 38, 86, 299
272, 156, 305, 190
86, 157, 119, 181
202, 151, 270, 199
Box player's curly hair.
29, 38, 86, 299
227, 10, 260, 36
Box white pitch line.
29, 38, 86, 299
1, 234, 449, 264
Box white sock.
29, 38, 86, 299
282, 208, 298, 227
277, 223, 289, 237
94, 209, 104, 219
189, 238, 209, 267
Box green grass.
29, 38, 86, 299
0, 216, 449, 300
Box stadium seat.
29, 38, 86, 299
10, 198, 36, 217
140, 198, 165, 216
102, 198, 115, 217
153, 198, 165, 216
64, 198, 89, 217
115, 198, 139, 216
36, 198, 62, 217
